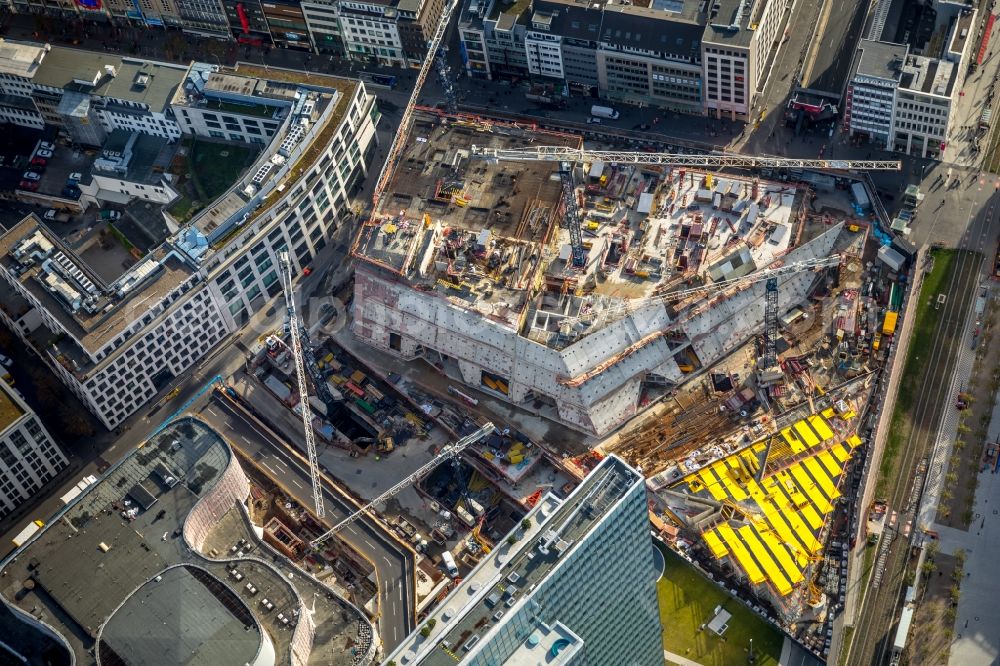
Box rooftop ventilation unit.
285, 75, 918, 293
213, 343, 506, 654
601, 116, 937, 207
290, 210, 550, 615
278, 124, 305, 157
251, 162, 274, 185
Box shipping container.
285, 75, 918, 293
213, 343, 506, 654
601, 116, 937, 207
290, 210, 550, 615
344, 381, 365, 398
355, 398, 376, 414
12, 520, 44, 547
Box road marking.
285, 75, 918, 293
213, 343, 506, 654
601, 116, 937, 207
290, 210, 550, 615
240, 436, 252, 445
271, 457, 287, 468
383, 556, 392, 565
291, 479, 304, 489
398, 586, 402, 602
205, 406, 218, 417
365, 539, 375, 548
261, 461, 277, 475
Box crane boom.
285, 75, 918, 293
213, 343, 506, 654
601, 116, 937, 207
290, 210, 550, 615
371, 0, 460, 208
557, 255, 841, 387
278, 251, 326, 519
470, 145, 902, 171
309, 422, 494, 548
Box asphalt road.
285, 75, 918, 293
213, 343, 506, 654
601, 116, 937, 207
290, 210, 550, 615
800, 0, 870, 96
197, 394, 416, 650
846, 203, 995, 665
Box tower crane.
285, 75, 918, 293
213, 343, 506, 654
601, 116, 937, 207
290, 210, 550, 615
555, 255, 841, 388
309, 422, 494, 549
278, 251, 326, 519
371, 0, 462, 210
469, 146, 903, 171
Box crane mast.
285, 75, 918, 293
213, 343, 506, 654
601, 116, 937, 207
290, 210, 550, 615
310, 422, 495, 548
470, 145, 902, 171
278, 251, 326, 519
371, 0, 461, 209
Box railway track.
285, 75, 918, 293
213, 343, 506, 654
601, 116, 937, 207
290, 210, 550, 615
847, 203, 992, 665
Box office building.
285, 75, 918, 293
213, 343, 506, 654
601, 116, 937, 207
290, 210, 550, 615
384, 455, 662, 665
458, 0, 786, 117
845, 0, 976, 158
0, 59, 378, 430
0, 377, 68, 520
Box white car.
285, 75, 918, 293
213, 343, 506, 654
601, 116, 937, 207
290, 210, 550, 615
0, 353, 11, 368
36, 149, 53, 158
68, 172, 82, 183
23, 171, 41, 181
39, 141, 55, 151
587, 117, 602, 124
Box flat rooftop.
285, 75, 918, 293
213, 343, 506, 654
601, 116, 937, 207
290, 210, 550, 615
0, 381, 24, 432
389, 455, 641, 665
31, 47, 187, 112
0, 38, 47, 79
0, 216, 194, 358
0, 417, 365, 665
855, 39, 907, 81
100, 564, 262, 666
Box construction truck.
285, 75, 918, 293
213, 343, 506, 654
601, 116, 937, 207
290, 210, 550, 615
376, 433, 394, 454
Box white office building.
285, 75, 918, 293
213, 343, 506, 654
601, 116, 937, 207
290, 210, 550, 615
0, 62, 378, 430
384, 455, 663, 666
0, 378, 68, 520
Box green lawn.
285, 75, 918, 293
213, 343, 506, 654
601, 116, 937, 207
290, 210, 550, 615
657, 548, 784, 666
876, 249, 965, 494
188, 140, 260, 203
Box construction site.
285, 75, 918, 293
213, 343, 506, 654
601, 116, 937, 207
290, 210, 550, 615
336, 107, 909, 658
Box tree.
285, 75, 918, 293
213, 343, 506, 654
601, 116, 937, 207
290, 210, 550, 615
507, 535, 518, 546
521, 518, 531, 530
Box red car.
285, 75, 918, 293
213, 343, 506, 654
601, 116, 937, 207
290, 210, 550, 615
30, 156, 47, 167
18, 180, 39, 191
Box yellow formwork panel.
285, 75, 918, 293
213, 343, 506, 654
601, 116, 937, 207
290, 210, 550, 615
713, 460, 749, 501
818, 450, 842, 476
718, 523, 766, 585
761, 478, 821, 553
804, 457, 840, 501
746, 478, 768, 502
698, 467, 727, 501
801, 504, 823, 530
821, 407, 836, 419
757, 527, 804, 585
739, 526, 792, 595
794, 420, 821, 448
809, 415, 835, 442
846, 434, 863, 448
790, 464, 833, 514
703, 530, 728, 559
758, 499, 810, 566
781, 427, 806, 454
831, 443, 852, 462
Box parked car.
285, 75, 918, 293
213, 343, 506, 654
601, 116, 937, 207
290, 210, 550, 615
35, 149, 53, 158
19, 180, 39, 191
0, 353, 12, 368
23, 171, 41, 181
30, 156, 47, 167
587, 117, 602, 124
39, 141, 55, 151
62, 185, 81, 198
67, 172, 82, 184
98, 210, 121, 221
